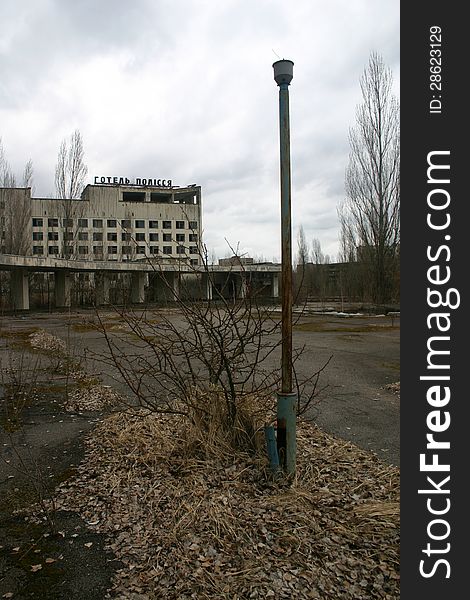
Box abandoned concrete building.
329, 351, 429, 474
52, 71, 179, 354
1, 183, 202, 262
0, 182, 281, 310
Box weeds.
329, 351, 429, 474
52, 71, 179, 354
1, 351, 42, 432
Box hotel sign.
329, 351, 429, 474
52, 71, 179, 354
94, 176, 172, 187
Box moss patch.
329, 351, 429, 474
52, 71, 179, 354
381, 361, 400, 371
294, 320, 398, 333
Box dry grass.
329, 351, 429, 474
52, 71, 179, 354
294, 321, 397, 333
51, 405, 400, 599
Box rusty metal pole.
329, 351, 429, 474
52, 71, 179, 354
273, 59, 297, 474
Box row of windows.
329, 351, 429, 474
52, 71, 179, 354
32, 218, 198, 230
32, 232, 197, 242
32, 245, 199, 256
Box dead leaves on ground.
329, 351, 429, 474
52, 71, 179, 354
50, 409, 400, 599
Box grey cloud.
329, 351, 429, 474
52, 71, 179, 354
0, 0, 399, 260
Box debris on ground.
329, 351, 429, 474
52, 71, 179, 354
28, 329, 67, 354
63, 383, 124, 413
385, 382, 400, 397
49, 410, 400, 599
25, 329, 125, 413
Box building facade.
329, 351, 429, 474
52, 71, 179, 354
1, 182, 282, 310
1, 182, 202, 264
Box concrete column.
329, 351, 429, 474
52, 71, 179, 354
272, 273, 279, 298
11, 270, 30, 310
168, 271, 180, 300
149, 272, 171, 303
149, 272, 161, 302
239, 275, 247, 299
130, 272, 146, 303
55, 271, 72, 307
203, 273, 213, 301
95, 272, 110, 306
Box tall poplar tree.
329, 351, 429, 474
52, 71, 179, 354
339, 53, 400, 304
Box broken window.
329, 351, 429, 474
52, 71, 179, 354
150, 193, 172, 203
122, 191, 146, 202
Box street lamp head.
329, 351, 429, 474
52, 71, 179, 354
273, 59, 294, 86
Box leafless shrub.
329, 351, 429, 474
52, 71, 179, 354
95, 296, 280, 451
95, 245, 331, 455
5, 443, 58, 535
293, 350, 332, 417
1, 350, 57, 532
1, 350, 42, 431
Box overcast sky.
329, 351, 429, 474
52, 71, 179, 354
0, 0, 399, 262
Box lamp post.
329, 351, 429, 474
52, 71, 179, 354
273, 59, 297, 474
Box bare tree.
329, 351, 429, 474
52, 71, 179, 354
22, 159, 34, 191
55, 129, 88, 199
94, 247, 330, 458
54, 130, 88, 258
294, 225, 310, 302
338, 52, 400, 305
0, 138, 16, 187
0, 139, 33, 255
296, 225, 309, 268
309, 237, 328, 301
311, 238, 324, 265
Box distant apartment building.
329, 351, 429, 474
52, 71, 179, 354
1, 182, 202, 264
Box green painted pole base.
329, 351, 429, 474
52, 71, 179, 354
276, 391, 297, 474
264, 425, 280, 475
